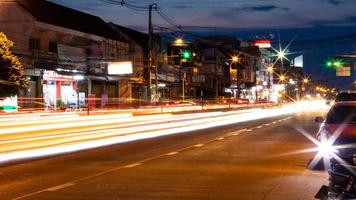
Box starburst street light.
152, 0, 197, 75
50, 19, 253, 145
303, 78, 309, 84
278, 50, 286, 59
266, 66, 274, 73
278, 74, 286, 82
271, 45, 290, 63
231, 56, 239, 63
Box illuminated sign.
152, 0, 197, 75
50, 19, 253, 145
108, 61, 133, 75
293, 55, 303, 68
336, 66, 351, 77
253, 40, 271, 48
0, 96, 18, 113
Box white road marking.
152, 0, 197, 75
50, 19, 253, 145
194, 144, 204, 147
166, 151, 179, 156
217, 137, 224, 140
46, 183, 75, 192
124, 163, 142, 168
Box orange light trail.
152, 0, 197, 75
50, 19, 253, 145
0, 101, 327, 164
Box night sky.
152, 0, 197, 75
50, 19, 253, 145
50, 0, 356, 89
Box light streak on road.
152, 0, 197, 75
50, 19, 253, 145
0, 101, 327, 164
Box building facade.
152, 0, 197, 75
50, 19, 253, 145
0, 0, 145, 109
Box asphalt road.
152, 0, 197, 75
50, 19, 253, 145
0, 111, 328, 200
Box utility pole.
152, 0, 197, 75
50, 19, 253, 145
147, 4, 153, 102
147, 3, 158, 103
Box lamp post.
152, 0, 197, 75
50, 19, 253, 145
173, 38, 189, 102
266, 66, 274, 102
229, 55, 240, 99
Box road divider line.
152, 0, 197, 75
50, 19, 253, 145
124, 163, 142, 168
166, 152, 179, 156
194, 144, 204, 147
46, 183, 75, 192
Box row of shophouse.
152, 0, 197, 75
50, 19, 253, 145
0, 0, 307, 109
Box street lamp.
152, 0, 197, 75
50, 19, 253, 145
278, 74, 286, 82
231, 56, 239, 63
267, 66, 274, 73
174, 38, 185, 47
277, 50, 286, 60
303, 78, 309, 84
229, 55, 240, 99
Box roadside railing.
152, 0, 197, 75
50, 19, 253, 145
0, 97, 281, 116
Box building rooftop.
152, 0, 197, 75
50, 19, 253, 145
17, 0, 127, 42
108, 22, 149, 50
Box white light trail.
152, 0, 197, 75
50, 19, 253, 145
0, 101, 325, 164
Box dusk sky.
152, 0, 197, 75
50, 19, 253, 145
50, 0, 356, 30
50, 0, 356, 88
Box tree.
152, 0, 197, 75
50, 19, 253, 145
0, 32, 28, 97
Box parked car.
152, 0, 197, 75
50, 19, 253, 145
335, 90, 356, 102
315, 102, 356, 199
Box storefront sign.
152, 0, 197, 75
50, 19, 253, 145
43, 70, 75, 81
253, 40, 271, 48
0, 96, 18, 113
108, 61, 133, 75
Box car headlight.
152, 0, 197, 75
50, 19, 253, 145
318, 141, 338, 157
317, 128, 339, 157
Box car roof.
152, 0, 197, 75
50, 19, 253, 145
333, 101, 356, 106
338, 90, 356, 94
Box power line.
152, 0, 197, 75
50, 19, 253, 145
100, 0, 148, 11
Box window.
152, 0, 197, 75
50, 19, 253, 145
48, 42, 58, 53
29, 38, 40, 50
326, 105, 356, 124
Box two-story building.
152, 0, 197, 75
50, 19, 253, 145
0, 0, 145, 109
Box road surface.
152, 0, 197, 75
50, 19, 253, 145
0, 109, 328, 200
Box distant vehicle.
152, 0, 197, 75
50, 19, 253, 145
315, 102, 356, 199
335, 90, 356, 102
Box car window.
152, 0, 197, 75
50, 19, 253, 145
326, 105, 356, 124
335, 93, 356, 102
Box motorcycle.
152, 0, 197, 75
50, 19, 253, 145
315, 153, 356, 199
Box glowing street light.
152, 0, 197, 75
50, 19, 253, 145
231, 56, 239, 63
174, 38, 185, 46
272, 46, 289, 62
279, 74, 286, 82
277, 50, 286, 59
267, 66, 274, 73
303, 78, 309, 84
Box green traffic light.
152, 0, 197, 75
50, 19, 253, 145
182, 50, 192, 59
325, 58, 344, 69
326, 60, 333, 68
